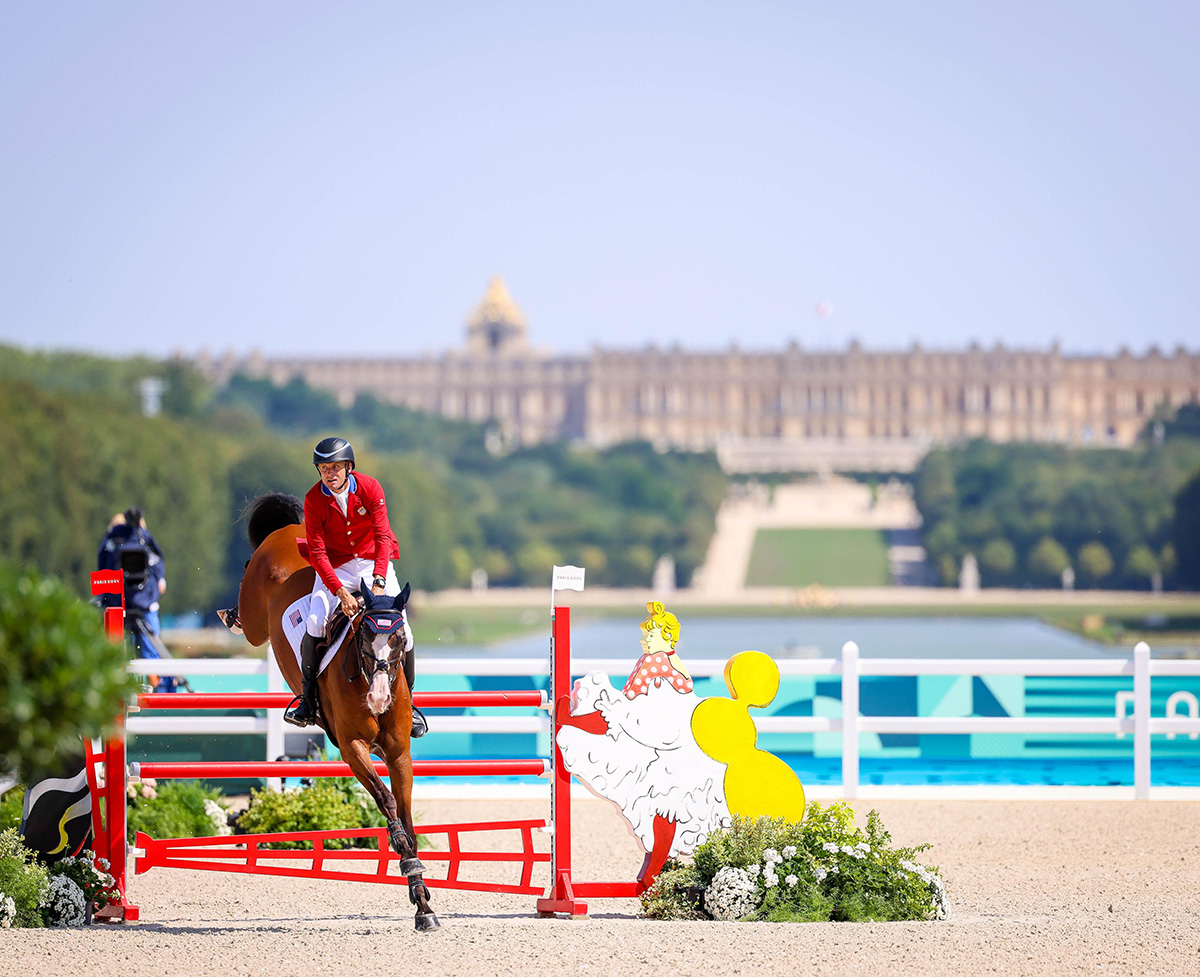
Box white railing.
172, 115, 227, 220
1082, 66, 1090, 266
127, 642, 1200, 798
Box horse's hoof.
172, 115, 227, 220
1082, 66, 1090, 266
400, 857, 426, 876
415, 912, 441, 933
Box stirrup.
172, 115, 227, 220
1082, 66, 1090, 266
284, 694, 318, 727
411, 706, 428, 739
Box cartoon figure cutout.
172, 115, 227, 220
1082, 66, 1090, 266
692, 651, 806, 822
556, 603, 805, 888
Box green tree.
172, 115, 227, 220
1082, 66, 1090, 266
515, 541, 563, 585
1026, 537, 1071, 585
978, 539, 1017, 583
1173, 472, 1200, 589
1077, 541, 1115, 586
1122, 544, 1160, 587
0, 565, 140, 780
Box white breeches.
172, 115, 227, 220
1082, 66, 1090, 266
307, 558, 409, 645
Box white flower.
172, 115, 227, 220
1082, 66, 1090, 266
746, 863, 761, 878
44, 876, 87, 927
840, 845, 854, 855
782, 846, 797, 859
204, 799, 232, 836
785, 874, 798, 887
763, 871, 779, 889
0, 892, 16, 928
96, 858, 110, 870
814, 867, 828, 882
822, 842, 839, 853
855, 841, 870, 852
850, 849, 866, 860
704, 866, 761, 921
831, 865, 839, 874
762, 848, 780, 862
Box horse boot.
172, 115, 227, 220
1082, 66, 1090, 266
284, 633, 322, 727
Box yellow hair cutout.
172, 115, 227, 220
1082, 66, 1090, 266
640, 600, 680, 648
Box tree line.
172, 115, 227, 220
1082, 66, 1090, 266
913, 427, 1200, 589
0, 346, 726, 615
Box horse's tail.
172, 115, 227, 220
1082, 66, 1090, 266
244, 493, 304, 550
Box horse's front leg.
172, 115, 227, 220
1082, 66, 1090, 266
339, 737, 399, 824
378, 717, 439, 931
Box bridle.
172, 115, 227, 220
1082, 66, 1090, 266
341, 607, 407, 685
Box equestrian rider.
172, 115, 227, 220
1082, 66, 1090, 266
284, 437, 424, 735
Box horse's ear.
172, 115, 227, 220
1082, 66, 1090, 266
394, 581, 411, 610
357, 579, 372, 601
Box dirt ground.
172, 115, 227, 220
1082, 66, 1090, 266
4, 797, 1200, 977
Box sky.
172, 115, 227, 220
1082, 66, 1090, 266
2, 2, 1197, 358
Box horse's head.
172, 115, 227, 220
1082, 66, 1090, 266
353, 581, 412, 716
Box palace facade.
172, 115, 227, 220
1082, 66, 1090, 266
193, 278, 1200, 472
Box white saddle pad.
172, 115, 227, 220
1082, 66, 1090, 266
281, 595, 351, 676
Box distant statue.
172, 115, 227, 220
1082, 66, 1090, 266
1061, 566, 1075, 591
470, 567, 488, 592
652, 554, 676, 595
959, 553, 980, 593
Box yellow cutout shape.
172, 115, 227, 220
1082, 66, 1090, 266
692, 650, 806, 823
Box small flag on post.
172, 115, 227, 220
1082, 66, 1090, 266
551, 565, 585, 611
551, 565, 585, 593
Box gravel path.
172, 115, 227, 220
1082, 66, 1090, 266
6, 798, 1199, 977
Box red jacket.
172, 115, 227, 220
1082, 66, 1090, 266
303, 472, 400, 594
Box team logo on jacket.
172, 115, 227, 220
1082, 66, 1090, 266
357, 507, 367, 515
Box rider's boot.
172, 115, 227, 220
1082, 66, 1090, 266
406, 645, 427, 738
411, 705, 428, 739
284, 633, 322, 727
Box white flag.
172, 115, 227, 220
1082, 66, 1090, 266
551, 565, 586, 592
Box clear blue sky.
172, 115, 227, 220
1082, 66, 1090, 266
2, 2, 1196, 358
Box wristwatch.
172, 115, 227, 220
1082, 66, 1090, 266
372, 575, 386, 589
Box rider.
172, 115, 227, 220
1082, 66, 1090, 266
284, 437, 425, 736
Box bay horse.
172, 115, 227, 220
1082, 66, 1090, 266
234, 493, 439, 932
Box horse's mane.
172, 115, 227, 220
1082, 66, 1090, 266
244, 493, 304, 550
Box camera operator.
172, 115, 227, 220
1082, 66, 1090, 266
97, 506, 175, 692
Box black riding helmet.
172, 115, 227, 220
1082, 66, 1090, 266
313, 437, 355, 469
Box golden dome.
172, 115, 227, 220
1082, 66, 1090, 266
467, 276, 526, 331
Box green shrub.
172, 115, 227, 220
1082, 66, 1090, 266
0, 565, 141, 780
643, 803, 948, 923
125, 781, 228, 844
0, 828, 49, 927
639, 859, 704, 920
0, 785, 24, 832
236, 780, 377, 849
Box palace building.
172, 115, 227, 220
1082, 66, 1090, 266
193, 278, 1200, 472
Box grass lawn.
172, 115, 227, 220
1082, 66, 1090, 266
745, 528, 891, 587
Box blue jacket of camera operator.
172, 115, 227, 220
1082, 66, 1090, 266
97, 519, 166, 616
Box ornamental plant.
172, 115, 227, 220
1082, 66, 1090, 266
640, 803, 949, 923
46, 852, 120, 916
0, 564, 141, 780
0, 828, 48, 927
235, 779, 382, 849
125, 780, 230, 844
0, 829, 123, 927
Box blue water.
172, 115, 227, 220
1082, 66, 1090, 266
153, 615, 1199, 789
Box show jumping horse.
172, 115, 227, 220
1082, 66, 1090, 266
232, 493, 439, 932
